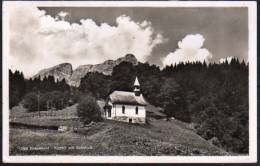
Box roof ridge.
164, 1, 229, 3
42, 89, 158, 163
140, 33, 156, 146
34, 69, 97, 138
109, 90, 147, 106
113, 90, 134, 93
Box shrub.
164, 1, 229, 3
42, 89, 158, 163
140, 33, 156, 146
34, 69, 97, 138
22, 92, 38, 112
77, 95, 102, 124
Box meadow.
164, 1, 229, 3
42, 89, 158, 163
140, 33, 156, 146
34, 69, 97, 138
9, 104, 227, 156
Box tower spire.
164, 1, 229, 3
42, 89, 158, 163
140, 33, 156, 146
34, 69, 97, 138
134, 77, 141, 96
134, 77, 140, 86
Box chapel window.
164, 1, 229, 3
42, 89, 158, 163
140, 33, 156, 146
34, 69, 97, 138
122, 105, 125, 114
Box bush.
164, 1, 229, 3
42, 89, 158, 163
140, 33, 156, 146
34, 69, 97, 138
77, 95, 102, 124
22, 92, 38, 112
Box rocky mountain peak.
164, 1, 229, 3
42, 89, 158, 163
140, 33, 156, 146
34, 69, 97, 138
33, 63, 73, 82
117, 54, 138, 65
125, 53, 137, 60
32, 54, 139, 87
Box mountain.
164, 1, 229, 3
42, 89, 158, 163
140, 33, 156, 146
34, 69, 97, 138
32, 54, 138, 87
69, 54, 138, 86
32, 63, 73, 82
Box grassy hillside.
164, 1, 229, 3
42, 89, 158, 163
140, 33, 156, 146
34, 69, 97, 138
10, 104, 227, 156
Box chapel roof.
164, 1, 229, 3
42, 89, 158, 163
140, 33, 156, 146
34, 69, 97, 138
109, 90, 147, 106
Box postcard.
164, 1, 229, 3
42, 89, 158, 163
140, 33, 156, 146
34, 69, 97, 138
2, 1, 257, 163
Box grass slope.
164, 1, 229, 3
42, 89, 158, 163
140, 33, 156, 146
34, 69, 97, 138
10, 104, 227, 156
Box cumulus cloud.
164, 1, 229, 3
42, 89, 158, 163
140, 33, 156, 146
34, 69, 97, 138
163, 34, 212, 66
219, 56, 233, 64
56, 11, 69, 21
9, 6, 165, 77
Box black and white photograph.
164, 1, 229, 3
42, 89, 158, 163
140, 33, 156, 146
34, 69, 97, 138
2, 1, 257, 163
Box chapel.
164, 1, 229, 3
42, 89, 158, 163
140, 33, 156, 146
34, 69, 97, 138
103, 77, 147, 123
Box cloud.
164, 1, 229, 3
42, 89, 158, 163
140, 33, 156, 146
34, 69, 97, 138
219, 56, 233, 64
163, 34, 212, 66
9, 6, 165, 77
56, 11, 69, 21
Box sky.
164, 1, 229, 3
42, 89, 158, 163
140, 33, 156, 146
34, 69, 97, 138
8, 6, 248, 77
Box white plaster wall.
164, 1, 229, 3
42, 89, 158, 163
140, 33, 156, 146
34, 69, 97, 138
111, 104, 146, 118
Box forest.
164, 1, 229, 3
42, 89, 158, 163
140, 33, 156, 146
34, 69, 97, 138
9, 58, 248, 154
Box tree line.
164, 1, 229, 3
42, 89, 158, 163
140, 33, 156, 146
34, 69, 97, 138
9, 71, 76, 111
79, 58, 248, 154
9, 57, 248, 154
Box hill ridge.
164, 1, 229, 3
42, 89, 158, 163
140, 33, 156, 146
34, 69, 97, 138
32, 54, 138, 87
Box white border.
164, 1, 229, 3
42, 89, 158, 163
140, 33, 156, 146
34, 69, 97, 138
2, 1, 257, 163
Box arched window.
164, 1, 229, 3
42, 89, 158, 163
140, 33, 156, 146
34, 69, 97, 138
136, 106, 138, 115
122, 105, 125, 114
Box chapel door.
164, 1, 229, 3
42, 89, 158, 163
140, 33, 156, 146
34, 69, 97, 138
108, 109, 111, 117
